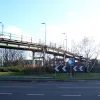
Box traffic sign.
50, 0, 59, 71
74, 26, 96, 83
54, 66, 59, 72
68, 58, 75, 66
54, 66, 67, 72
62, 66, 67, 72
79, 66, 84, 71
73, 66, 77, 71
73, 65, 84, 72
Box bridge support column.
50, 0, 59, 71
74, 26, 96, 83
54, 55, 56, 66
64, 54, 66, 66
43, 49, 45, 67
1, 49, 4, 67
64, 54, 68, 78
63, 52, 66, 65
43, 46, 47, 73
32, 51, 35, 68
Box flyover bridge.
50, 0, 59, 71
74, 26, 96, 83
0, 32, 80, 66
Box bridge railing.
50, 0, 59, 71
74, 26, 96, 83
0, 32, 64, 49
0, 32, 79, 57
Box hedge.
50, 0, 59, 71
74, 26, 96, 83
0, 67, 8, 72
0, 66, 54, 74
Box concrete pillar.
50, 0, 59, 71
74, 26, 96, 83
43, 47, 46, 73
32, 51, 35, 68
1, 49, 4, 67
43, 48, 45, 66
64, 54, 66, 66
54, 55, 56, 66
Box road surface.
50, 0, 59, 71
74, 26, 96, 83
0, 81, 100, 100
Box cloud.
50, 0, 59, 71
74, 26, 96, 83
6, 26, 23, 35
5, 10, 100, 52
41, 11, 100, 51
5, 26, 40, 43
40, 25, 66, 48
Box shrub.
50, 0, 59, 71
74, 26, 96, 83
0, 67, 8, 72
23, 67, 47, 75
0, 66, 54, 74
24, 67, 34, 75
7, 66, 24, 72
45, 66, 53, 73
0, 66, 24, 72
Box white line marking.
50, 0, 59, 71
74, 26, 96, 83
95, 83, 100, 84
62, 95, 82, 97
36, 84, 72, 86
27, 94, 44, 96
58, 87, 100, 89
0, 86, 35, 88
0, 93, 12, 95
98, 95, 100, 96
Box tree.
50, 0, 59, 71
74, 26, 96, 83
0, 48, 25, 67
72, 37, 100, 72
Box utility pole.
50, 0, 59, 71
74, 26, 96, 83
41, 23, 47, 73
62, 33, 67, 51
0, 22, 4, 67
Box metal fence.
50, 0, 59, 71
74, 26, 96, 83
0, 32, 65, 50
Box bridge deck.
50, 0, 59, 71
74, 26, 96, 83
0, 33, 81, 60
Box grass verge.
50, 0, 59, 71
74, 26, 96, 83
1, 72, 100, 79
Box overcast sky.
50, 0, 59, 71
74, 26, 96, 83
0, 0, 100, 59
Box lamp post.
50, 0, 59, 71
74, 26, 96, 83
41, 23, 47, 73
62, 33, 67, 51
62, 33, 67, 77
0, 22, 4, 36
0, 22, 4, 67
63, 39, 64, 49
41, 23, 46, 45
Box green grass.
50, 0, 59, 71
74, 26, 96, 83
1, 72, 100, 79
55, 73, 100, 79
0, 72, 25, 76
73, 73, 100, 78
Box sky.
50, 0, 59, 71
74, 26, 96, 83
0, 0, 100, 58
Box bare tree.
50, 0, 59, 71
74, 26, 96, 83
72, 37, 100, 72
0, 48, 25, 67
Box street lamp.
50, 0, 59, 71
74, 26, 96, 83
0, 22, 4, 67
0, 22, 4, 36
62, 33, 67, 51
41, 23, 46, 45
41, 23, 47, 73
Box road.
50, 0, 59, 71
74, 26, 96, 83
0, 81, 100, 100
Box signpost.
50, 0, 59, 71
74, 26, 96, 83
54, 56, 85, 78
68, 58, 75, 67
68, 57, 75, 78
